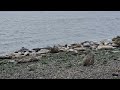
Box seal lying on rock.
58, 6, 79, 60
97, 45, 115, 50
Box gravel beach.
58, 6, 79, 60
1, 47, 120, 79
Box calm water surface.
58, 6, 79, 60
0, 11, 120, 55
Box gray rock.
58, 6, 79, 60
112, 73, 119, 77
32, 48, 41, 52
83, 52, 94, 66
81, 41, 91, 47
74, 47, 86, 51
49, 46, 60, 53
112, 43, 119, 47
97, 45, 115, 50
0, 56, 12, 59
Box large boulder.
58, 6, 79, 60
112, 36, 120, 47
49, 46, 60, 53
83, 52, 94, 66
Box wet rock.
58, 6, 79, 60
83, 51, 94, 66
17, 47, 30, 53
32, 48, 41, 52
29, 51, 36, 56
49, 46, 60, 53
0, 56, 12, 59
24, 51, 30, 56
112, 73, 119, 77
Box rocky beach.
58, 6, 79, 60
0, 36, 120, 79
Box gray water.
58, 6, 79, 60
0, 11, 120, 55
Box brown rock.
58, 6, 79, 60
83, 52, 94, 66
49, 46, 60, 53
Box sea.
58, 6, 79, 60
0, 11, 120, 55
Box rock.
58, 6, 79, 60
29, 51, 36, 56
74, 47, 86, 51
59, 47, 69, 52
112, 43, 119, 47
0, 56, 12, 59
9, 52, 23, 58
67, 49, 78, 54
81, 41, 91, 47
24, 51, 30, 56
32, 48, 41, 52
112, 73, 119, 77
83, 52, 94, 66
112, 36, 120, 47
69, 43, 81, 48
97, 45, 115, 50
28, 51, 33, 53
49, 46, 60, 53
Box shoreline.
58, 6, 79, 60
0, 36, 120, 79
